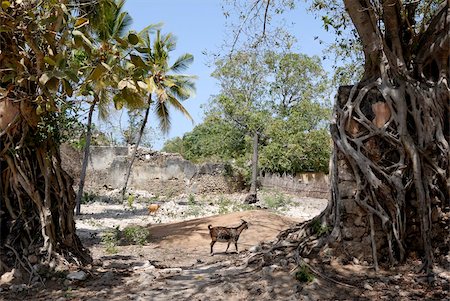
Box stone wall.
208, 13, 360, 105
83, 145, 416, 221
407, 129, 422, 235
259, 172, 330, 199
61, 145, 330, 198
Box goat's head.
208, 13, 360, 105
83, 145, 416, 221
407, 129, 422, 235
240, 219, 249, 230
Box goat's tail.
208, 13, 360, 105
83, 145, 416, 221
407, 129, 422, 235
208, 224, 212, 230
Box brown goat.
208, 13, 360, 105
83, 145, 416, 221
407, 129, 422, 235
208, 219, 248, 255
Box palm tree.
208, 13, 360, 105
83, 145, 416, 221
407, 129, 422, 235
75, 0, 133, 215
121, 29, 196, 198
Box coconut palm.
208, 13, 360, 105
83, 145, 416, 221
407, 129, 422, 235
121, 29, 196, 198
75, 0, 134, 215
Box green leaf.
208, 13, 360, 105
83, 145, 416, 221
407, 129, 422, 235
62, 79, 73, 97
1, 1, 11, 10
115, 37, 129, 48
72, 30, 93, 49
88, 64, 107, 81
65, 71, 79, 83
135, 47, 150, 54
100, 62, 112, 71
36, 105, 44, 115
113, 94, 124, 110
74, 17, 89, 29
44, 56, 56, 66
130, 54, 146, 68
127, 33, 139, 45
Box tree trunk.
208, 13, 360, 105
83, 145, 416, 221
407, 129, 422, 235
0, 99, 92, 274
268, 2, 449, 278
75, 99, 97, 215
245, 131, 259, 204
121, 96, 151, 198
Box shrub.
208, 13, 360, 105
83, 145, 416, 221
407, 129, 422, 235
295, 264, 314, 283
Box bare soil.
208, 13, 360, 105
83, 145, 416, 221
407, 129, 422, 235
1, 194, 449, 301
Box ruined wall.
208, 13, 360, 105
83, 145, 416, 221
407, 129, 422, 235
61, 145, 329, 198
259, 172, 330, 199
80, 146, 241, 196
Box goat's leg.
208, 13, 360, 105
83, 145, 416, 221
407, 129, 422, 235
235, 242, 239, 253
210, 241, 216, 255
225, 241, 231, 253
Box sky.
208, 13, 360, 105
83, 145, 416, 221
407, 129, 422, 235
117, 0, 335, 150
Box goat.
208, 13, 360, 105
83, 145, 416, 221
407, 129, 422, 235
148, 203, 160, 214
208, 219, 248, 255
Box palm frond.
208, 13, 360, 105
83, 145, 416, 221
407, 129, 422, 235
97, 90, 110, 120
113, 11, 132, 38
170, 53, 193, 73
165, 75, 197, 99
167, 95, 193, 122
154, 101, 171, 134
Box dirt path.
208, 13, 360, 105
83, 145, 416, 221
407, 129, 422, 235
1, 196, 448, 300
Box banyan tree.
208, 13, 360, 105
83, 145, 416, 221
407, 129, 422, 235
0, 1, 94, 273
277, 0, 449, 277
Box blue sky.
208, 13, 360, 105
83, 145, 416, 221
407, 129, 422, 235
120, 0, 335, 150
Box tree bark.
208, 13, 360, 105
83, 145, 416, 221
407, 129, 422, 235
249, 131, 259, 195
75, 99, 97, 215
121, 96, 151, 198
244, 131, 259, 204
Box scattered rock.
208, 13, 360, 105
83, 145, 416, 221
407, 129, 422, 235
66, 271, 88, 281
28, 254, 38, 264
244, 194, 258, 204
9, 284, 27, 293
1, 269, 22, 285
363, 283, 373, 291
100, 271, 115, 284
352, 257, 360, 265
155, 268, 182, 279
249, 245, 261, 253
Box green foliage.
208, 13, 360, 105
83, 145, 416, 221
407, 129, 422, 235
295, 264, 314, 283
102, 225, 150, 251
102, 225, 121, 254
188, 194, 195, 204
216, 196, 252, 214
187, 199, 202, 217
163, 49, 331, 176
217, 197, 233, 215
122, 225, 150, 245
127, 194, 135, 209
81, 192, 96, 204
161, 136, 184, 155
311, 219, 330, 237
262, 192, 292, 210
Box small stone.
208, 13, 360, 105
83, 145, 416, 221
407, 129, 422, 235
66, 271, 88, 281
363, 283, 373, 291
154, 268, 182, 279
279, 259, 288, 267
1, 269, 22, 285
352, 257, 360, 265
100, 271, 114, 283
249, 245, 261, 253
9, 284, 27, 293
399, 291, 409, 297
28, 255, 38, 264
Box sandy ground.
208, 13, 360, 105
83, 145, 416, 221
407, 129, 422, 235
1, 194, 449, 301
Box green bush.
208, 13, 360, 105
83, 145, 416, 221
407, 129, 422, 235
102, 226, 120, 254
122, 225, 150, 245
295, 264, 314, 283
263, 192, 292, 210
